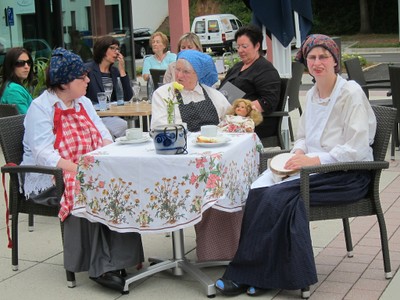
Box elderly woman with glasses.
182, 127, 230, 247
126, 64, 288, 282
85, 35, 133, 137
151, 49, 230, 131
151, 50, 248, 263
215, 34, 376, 296
21, 48, 144, 292
0, 47, 34, 114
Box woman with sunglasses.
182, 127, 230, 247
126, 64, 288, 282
0, 47, 34, 114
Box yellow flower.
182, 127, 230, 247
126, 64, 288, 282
162, 84, 182, 124
172, 81, 184, 91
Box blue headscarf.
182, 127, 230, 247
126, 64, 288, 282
49, 47, 87, 85
177, 50, 218, 87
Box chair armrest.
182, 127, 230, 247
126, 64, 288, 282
1, 165, 65, 197
263, 112, 289, 118
366, 79, 390, 85
299, 160, 389, 212
362, 83, 391, 90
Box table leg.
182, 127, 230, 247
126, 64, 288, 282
122, 229, 216, 297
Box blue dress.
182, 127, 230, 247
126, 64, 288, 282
222, 170, 370, 290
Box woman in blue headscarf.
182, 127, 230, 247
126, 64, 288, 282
151, 50, 231, 131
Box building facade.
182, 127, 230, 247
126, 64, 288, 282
0, 0, 169, 78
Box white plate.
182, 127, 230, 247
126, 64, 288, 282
115, 135, 151, 144
193, 136, 231, 147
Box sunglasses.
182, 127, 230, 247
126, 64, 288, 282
15, 60, 33, 67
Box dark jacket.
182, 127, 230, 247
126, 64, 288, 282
85, 61, 133, 104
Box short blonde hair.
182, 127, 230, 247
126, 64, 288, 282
177, 32, 203, 52
150, 32, 169, 53
226, 98, 263, 126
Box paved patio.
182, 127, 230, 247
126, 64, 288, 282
0, 81, 399, 299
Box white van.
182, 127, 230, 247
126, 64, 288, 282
191, 14, 243, 54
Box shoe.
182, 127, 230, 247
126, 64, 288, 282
247, 286, 267, 296
90, 272, 125, 292
215, 278, 248, 296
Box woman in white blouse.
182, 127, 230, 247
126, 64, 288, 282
22, 48, 143, 292
215, 34, 376, 296
151, 49, 230, 132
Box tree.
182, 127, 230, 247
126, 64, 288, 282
359, 0, 371, 33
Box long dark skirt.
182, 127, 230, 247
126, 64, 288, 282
223, 171, 371, 290
63, 215, 144, 278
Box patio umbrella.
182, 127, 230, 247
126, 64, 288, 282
249, 0, 313, 48
247, 0, 313, 77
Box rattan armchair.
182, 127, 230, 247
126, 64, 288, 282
344, 57, 391, 99
0, 114, 76, 287
0, 103, 19, 117
255, 78, 289, 149
259, 105, 396, 298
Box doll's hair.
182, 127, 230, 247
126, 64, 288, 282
226, 98, 263, 126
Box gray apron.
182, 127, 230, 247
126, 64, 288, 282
176, 85, 219, 132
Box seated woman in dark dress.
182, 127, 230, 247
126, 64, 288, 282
215, 34, 377, 296
219, 24, 281, 142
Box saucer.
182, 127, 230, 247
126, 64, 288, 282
115, 135, 151, 144
193, 135, 231, 147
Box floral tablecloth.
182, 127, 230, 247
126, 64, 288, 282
72, 132, 261, 233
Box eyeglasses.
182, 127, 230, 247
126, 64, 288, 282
15, 60, 32, 67
306, 55, 332, 62
235, 44, 250, 50
108, 45, 120, 52
175, 68, 194, 76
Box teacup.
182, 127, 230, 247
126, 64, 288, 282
126, 128, 143, 140
200, 125, 218, 137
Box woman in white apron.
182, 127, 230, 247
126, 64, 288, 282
215, 34, 376, 296
22, 48, 144, 292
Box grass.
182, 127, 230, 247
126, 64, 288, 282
341, 34, 400, 48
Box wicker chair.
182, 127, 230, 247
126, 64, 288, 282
0, 103, 19, 117
259, 105, 396, 299
287, 61, 305, 142
255, 78, 289, 149
0, 115, 76, 287
149, 68, 167, 90
344, 57, 391, 99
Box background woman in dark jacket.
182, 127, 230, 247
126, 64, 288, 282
85, 36, 133, 138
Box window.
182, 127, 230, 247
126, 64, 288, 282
230, 19, 238, 30
194, 21, 205, 34
208, 20, 219, 33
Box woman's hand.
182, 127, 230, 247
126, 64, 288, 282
117, 53, 127, 77
284, 153, 320, 170
252, 100, 264, 112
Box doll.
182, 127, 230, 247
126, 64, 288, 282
218, 98, 263, 133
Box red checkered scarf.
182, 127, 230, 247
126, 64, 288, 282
53, 103, 102, 221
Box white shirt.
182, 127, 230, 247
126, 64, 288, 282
252, 75, 377, 189
22, 90, 112, 195
150, 82, 231, 130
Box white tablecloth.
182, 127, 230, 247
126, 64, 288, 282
72, 132, 261, 233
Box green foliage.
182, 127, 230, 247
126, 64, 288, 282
342, 54, 367, 69
219, 0, 251, 25
30, 58, 49, 98
189, 0, 251, 25
311, 0, 398, 35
